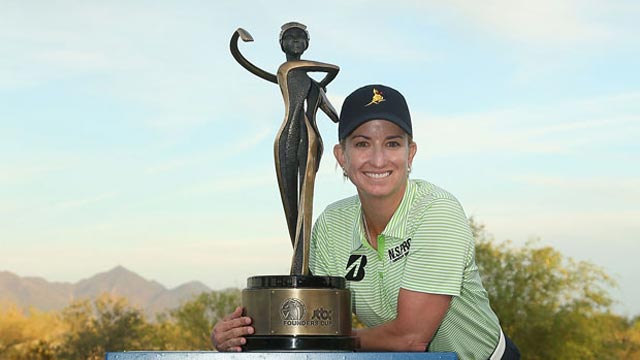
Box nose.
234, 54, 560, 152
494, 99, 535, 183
371, 146, 386, 168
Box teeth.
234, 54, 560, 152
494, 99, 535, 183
365, 171, 391, 178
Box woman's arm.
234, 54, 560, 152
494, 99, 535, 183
354, 289, 452, 351
355, 197, 471, 351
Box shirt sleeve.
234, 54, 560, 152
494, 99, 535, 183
401, 197, 473, 296
310, 211, 331, 277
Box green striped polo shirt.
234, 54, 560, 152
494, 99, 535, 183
310, 179, 501, 359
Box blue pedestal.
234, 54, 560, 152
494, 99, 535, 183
106, 352, 458, 360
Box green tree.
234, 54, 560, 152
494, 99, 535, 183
471, 219, 620, 359
0, 304, 32, 357
0, 304, 64, 360
57, 294, 154, 360
154, 289, 241, 350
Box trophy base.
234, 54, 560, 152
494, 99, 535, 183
242, 275, 355, 352
242, 335, 356, 352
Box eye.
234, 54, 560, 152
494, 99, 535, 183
386, 141, 401, 148
354, 141, 369, 148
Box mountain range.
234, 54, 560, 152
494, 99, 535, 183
0, 266, 211, 316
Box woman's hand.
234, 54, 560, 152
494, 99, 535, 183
211, 306, 254, 352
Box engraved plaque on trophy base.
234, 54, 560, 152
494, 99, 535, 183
242, 275, 356, 351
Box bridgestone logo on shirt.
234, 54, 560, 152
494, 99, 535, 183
388, 238, 411, 263
345, 255, 367, 281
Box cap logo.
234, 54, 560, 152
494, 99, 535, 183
365, 88, 385, 107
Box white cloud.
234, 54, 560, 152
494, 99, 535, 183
414, 0, 616, 45
414, 91, 640, 157
415, 109, 573, 156
0, 163, 60, 185
53, 191, 119, 211
511, 174, 639, 194
144, 126, 272, 175
186, 173, 275, 195
34, 50, 121, 71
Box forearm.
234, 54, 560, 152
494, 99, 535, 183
354, 320, 430, 352
353, 290, 451, 352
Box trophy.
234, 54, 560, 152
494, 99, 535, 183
230, 22, 355, 351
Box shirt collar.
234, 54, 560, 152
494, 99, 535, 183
382, 179, 415, 240
350, 180, 415, 251
351, 206, 366, 252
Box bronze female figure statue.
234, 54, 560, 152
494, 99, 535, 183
230, 22, 339, 275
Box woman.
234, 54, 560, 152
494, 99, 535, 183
213, 84, 520, 359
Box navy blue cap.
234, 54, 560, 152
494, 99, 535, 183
338, 84, 412, 140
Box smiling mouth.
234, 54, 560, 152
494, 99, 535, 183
364, 171, 391, 179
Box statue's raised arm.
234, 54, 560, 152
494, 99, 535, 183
230, 28, 277, 84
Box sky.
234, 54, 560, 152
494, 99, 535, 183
1, 1, 639, 316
